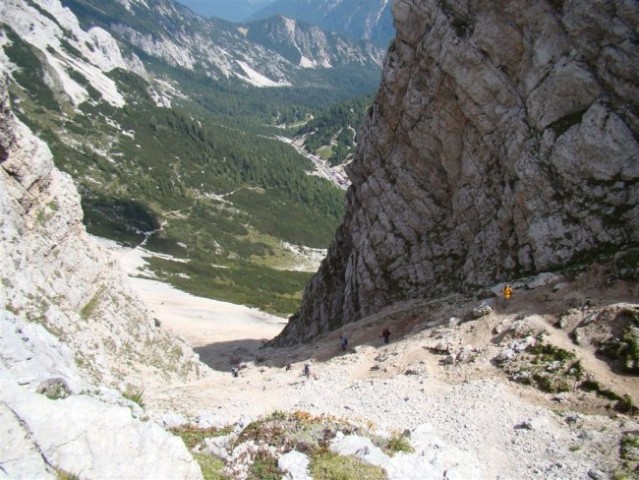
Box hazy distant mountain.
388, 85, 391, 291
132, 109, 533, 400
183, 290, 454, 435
58, 0, 382, 87
250, 0, 395, 47
244, 16, 384, 69
176, 0, 275, 22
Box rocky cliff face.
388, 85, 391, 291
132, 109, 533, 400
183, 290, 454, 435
0, 62, 207, 476
0, 69, 201, 386
274, 0, 639, 345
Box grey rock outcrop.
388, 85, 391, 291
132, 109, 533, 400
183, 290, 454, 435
0, 311, 202, 480
0, 68, 201, 386
275, 0, 639, 344
0, 65, 206, 477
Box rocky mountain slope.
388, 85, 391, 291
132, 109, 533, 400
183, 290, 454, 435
0, 64, 205, 478
244, 15, 383, 69
250, 0, 395, 48
177, 0, 274, 23
59, 0, 382, 87
146, 265, 639, 479
275, 0, 639, 345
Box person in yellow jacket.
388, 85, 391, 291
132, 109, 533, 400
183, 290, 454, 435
503, 283, 513, 300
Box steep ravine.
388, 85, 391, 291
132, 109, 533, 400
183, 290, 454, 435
274, 0, 639, 345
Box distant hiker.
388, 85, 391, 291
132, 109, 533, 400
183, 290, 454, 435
503, 283, 513, 300
231, 365, 239, 378
340, 333, 348, 351
285, 363, 292, 371
303, 363, 311, 378
381, 328, 391, 345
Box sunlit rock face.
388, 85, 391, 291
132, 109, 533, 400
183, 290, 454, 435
0, 62, 205, 478
0, 70, 200, 386
274, 0, 639, 345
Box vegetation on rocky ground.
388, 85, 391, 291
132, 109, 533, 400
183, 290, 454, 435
170, 425, 233, 450
504, 341, 584, 394
614, 431, 639, 479
122, 385, 145, 408
174, 411, 392, 480
54, 468, 79, 480
500, 338, 638, 414
247, 451, 282, 480
192, 453, 226, 480
384, 432, 414, 456
310, 450, 386, 480
597, 308, 639, 375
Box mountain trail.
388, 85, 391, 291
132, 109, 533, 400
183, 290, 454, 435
124, 262, 639, 477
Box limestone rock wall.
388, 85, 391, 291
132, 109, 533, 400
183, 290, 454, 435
275, 0, 639, 344
0, 70, 201, 386
0, 55, 207, 479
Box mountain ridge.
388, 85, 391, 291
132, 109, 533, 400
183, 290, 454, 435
60, 0, 383, 88
250, 0, 394, 47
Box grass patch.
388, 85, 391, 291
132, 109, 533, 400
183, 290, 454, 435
247, 451, 282, 480
122, 385, 144, 408
316, 145, 333, 160
310, 450, 387, 480
170, 425, 233, 450
192, 453, 228, 480
80, 287, 104, 320
384, 433, 414, 456
55, 468, 79, 480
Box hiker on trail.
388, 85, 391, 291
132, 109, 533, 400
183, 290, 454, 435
381, 328, 391, 345
285, 363, 292, 371
231, 365, 239, 378
303, 363, 311, 378
340, 333, 348, 351
503, 283, 513, 300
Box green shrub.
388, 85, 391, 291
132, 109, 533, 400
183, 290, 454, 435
192, 453, 227, 480
171, 425, 233, 450
310, 450, 387, 480
122, 385, 144, 408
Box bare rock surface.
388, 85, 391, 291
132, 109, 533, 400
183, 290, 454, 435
0, 68, 201, 388
0, 65, 204, 479
0, 311, 202, 480
275, 0, 639, 345
145, 269, 639, 479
